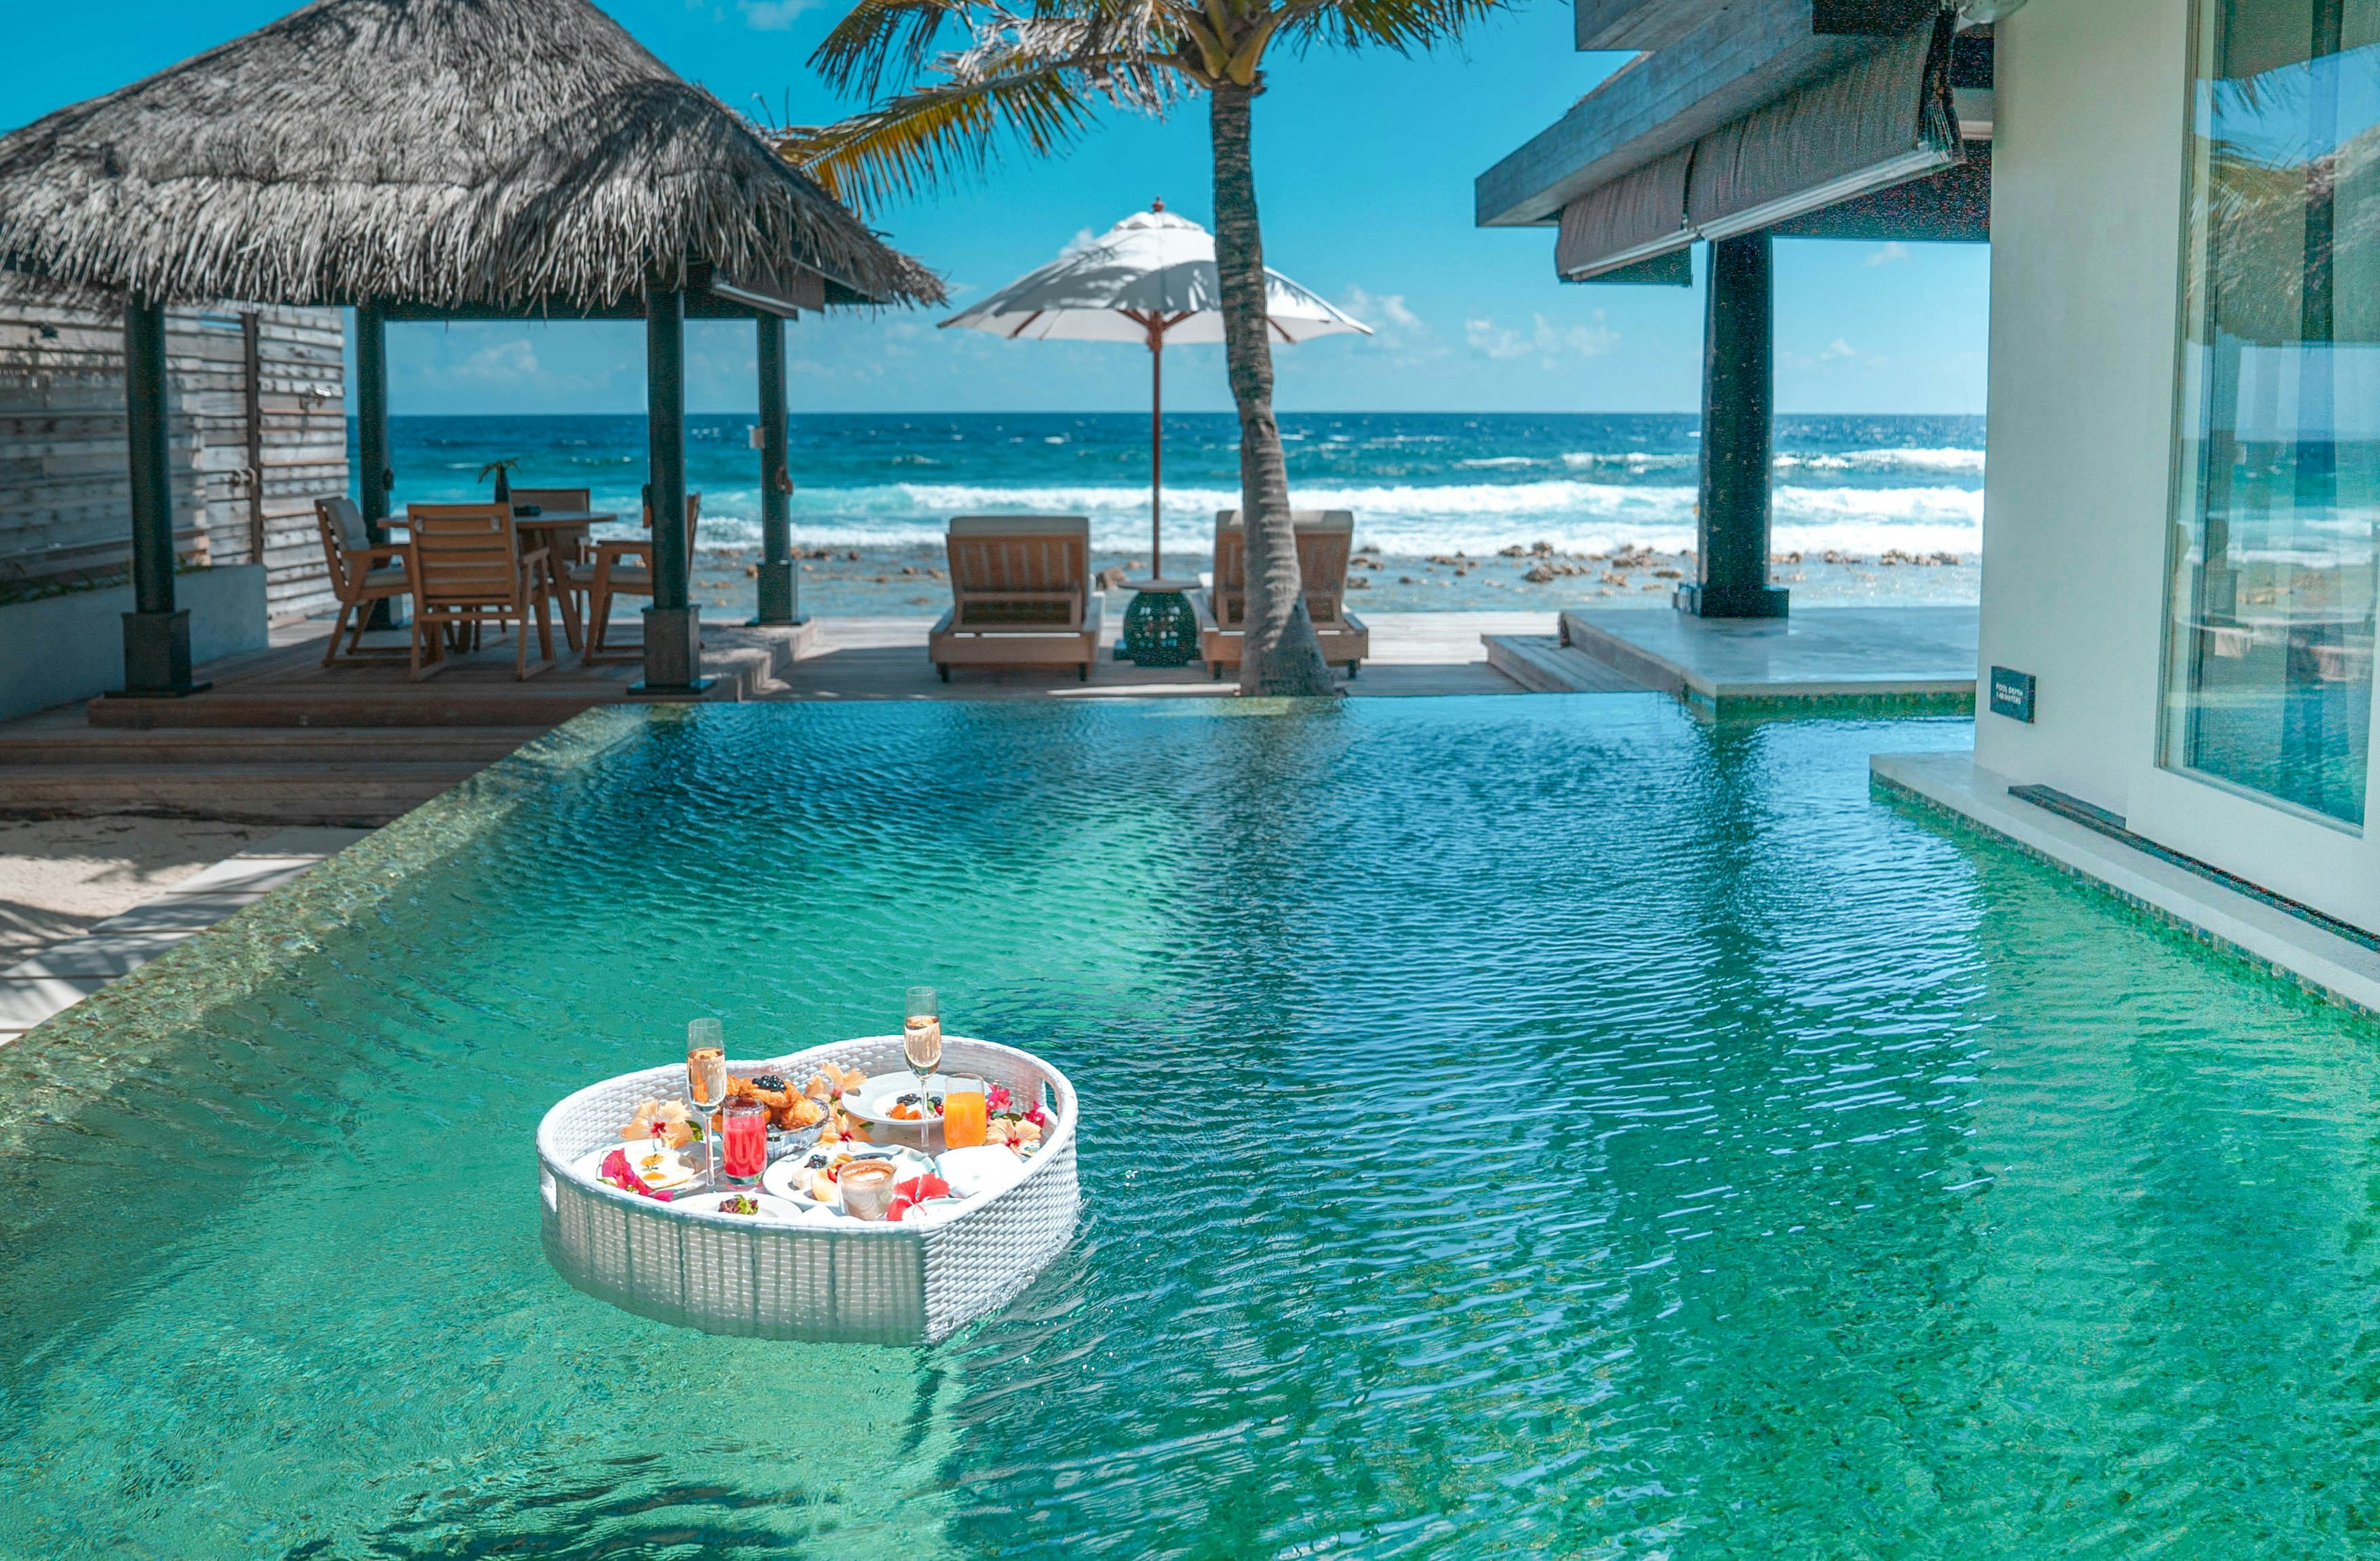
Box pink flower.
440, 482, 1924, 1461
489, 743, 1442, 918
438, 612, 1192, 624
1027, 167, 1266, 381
599, 1149, 674, 1202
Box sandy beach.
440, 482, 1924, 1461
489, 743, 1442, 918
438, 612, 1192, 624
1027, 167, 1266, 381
690, 539, 1979, 616
0, 816, 280, 960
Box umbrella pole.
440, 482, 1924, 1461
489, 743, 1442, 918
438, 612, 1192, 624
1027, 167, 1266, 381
1149, 335, 1163, 579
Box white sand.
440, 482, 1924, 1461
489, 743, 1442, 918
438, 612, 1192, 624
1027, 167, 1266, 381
0, 817, 279, 961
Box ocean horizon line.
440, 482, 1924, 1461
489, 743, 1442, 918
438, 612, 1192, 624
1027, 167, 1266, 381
359, 408, 1984, 423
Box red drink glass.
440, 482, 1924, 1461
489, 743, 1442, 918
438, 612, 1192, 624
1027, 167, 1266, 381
723, 1101, 767, 1185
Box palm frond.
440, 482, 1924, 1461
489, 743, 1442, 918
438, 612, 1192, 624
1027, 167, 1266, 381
785, 63, 1114, 209
1273, 0, 1510, 58
811, 0, 979, 99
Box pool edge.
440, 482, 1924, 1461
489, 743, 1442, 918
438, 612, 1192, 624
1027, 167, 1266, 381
0, 709, 655, 1140
1871, 750, 2380, 1024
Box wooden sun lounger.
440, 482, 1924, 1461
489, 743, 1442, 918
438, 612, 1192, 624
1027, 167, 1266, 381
1194, 509, 1369, 677
930, 516, 1104, 681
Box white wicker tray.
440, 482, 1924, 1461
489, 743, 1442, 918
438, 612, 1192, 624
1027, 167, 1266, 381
537, 1035, 1080, 1343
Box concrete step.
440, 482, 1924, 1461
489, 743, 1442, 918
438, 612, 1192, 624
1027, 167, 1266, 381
0, 728, 544, 765
1483, 635, 1650, 694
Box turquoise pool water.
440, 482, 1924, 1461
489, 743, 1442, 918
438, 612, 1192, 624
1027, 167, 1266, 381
2, 696, 2376, 1558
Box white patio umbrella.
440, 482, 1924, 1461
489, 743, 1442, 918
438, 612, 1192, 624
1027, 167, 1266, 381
941, 202, 1370, 578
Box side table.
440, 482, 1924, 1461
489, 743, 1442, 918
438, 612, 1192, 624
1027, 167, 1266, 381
1116, 578, 1202, 667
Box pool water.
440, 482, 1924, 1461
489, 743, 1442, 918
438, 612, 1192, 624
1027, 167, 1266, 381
2, 696, 2376, 1559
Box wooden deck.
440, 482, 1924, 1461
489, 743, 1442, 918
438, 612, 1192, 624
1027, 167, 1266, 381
87, 620, 815, 728
0, 610, 1545, 824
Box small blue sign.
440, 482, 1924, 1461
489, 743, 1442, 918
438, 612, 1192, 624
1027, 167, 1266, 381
1989, 666, 2036, 723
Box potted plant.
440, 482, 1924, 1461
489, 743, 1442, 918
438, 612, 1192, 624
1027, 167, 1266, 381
477, 457, 523, 509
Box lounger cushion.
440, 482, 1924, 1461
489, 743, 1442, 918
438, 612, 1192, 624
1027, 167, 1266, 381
361, 565, 409, 591
323, 496, 371, 553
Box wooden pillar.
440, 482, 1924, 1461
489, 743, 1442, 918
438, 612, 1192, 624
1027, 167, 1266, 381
118, 297, 200, 696
1680, 234, 1788, 620
639, 281, 709, 693
752, 312, 800, 625
240, 311, 266, 565
355, 300, 399, 628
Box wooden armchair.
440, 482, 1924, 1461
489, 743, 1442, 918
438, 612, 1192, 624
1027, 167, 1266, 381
565, 492, 700, 664
403, 503, 558, 681
1195, 510, 1369, 677
927, 515, 1101, 682
313, 496, 412, 666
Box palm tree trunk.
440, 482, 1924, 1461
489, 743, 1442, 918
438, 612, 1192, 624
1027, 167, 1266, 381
1208, 81, 1338, 697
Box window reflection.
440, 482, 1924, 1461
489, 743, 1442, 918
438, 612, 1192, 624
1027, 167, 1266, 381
2166, 0, 2380, 826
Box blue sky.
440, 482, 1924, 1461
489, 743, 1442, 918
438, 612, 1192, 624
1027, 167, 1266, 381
4, 0, 1990, 416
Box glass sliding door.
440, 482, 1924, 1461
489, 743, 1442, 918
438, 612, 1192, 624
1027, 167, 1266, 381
2165, 0, 2380, 826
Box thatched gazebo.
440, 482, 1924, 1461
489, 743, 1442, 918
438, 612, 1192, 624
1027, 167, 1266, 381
0, 0, 940, 695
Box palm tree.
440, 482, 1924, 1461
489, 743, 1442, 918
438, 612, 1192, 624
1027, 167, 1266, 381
788, 0, 1503, 695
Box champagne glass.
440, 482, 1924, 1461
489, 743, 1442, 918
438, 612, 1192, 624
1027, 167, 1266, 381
687, 1017, 728, 1192
903, 987, 943, 1104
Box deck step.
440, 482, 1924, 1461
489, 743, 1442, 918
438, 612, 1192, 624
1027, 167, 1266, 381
0, 762, 481, 825
1482, 635, 1650, 694
0, 728, 544, 765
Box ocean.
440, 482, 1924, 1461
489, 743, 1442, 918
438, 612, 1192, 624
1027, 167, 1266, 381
369, 411, 1984, 614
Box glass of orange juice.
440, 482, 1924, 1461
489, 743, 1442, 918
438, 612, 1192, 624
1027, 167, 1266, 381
941, 1078, 988, 1150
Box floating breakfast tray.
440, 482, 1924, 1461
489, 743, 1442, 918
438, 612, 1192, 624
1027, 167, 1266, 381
537, 1036, 1080, 1344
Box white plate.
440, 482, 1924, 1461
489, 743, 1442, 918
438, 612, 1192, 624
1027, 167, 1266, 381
762, 1144, 934, 1210
936, 1145, 1028, 1200
676, 1190, 806, 1222
839, 1073, 952, 1127
573, 1141, 706, 1194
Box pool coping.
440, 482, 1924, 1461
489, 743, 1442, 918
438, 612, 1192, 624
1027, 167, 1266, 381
1872, 750, 2380, 1022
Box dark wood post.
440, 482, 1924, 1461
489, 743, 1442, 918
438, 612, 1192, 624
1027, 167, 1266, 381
118, 296, 200, 696
752, 312, 800, 625
1680, 233, 1788, 620
639, 281, 709, 692
240, 311, 267, 565
355, 299, 399, 628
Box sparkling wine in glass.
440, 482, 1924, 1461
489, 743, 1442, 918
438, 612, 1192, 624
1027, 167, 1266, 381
903, 987, 942, 1099
687, 1017, 729, 1190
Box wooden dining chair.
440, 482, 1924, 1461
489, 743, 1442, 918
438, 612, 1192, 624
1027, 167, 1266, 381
566, 492, 700, 664
403, 503, 558, 681
1196, 510, 1369, 677
312, 496, 412, 666
509, 486, 592, 649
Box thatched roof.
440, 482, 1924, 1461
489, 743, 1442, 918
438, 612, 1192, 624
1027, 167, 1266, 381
0, 0, 942, 312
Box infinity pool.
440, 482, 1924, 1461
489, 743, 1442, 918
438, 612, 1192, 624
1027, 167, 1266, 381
2, 695, 2374, 1557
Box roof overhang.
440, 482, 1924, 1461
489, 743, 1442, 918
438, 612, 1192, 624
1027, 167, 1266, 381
1478, 0, 1947, 231
369, 262, 830, 321
1546, 20, 1967, 281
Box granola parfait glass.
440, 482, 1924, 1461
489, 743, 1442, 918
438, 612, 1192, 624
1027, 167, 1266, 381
903, 987, 943, 1102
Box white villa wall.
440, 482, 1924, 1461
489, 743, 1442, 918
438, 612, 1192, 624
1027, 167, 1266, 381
1980, 0, 2380, 933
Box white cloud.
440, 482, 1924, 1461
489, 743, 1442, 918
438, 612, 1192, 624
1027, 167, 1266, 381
739, 0, 816, 27
454, 339, 540, 384
1341, 285, 1422, 332
1464, 311, 1620, 361
1820, 338, 1858, 361
1864, 242, 1910, 268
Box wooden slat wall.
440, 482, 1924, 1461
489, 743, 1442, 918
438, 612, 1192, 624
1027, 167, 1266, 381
0, 299, 347, 618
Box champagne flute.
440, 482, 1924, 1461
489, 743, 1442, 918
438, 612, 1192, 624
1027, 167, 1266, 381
687, 1017, 728, 1192
903, 987, 943, 1107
